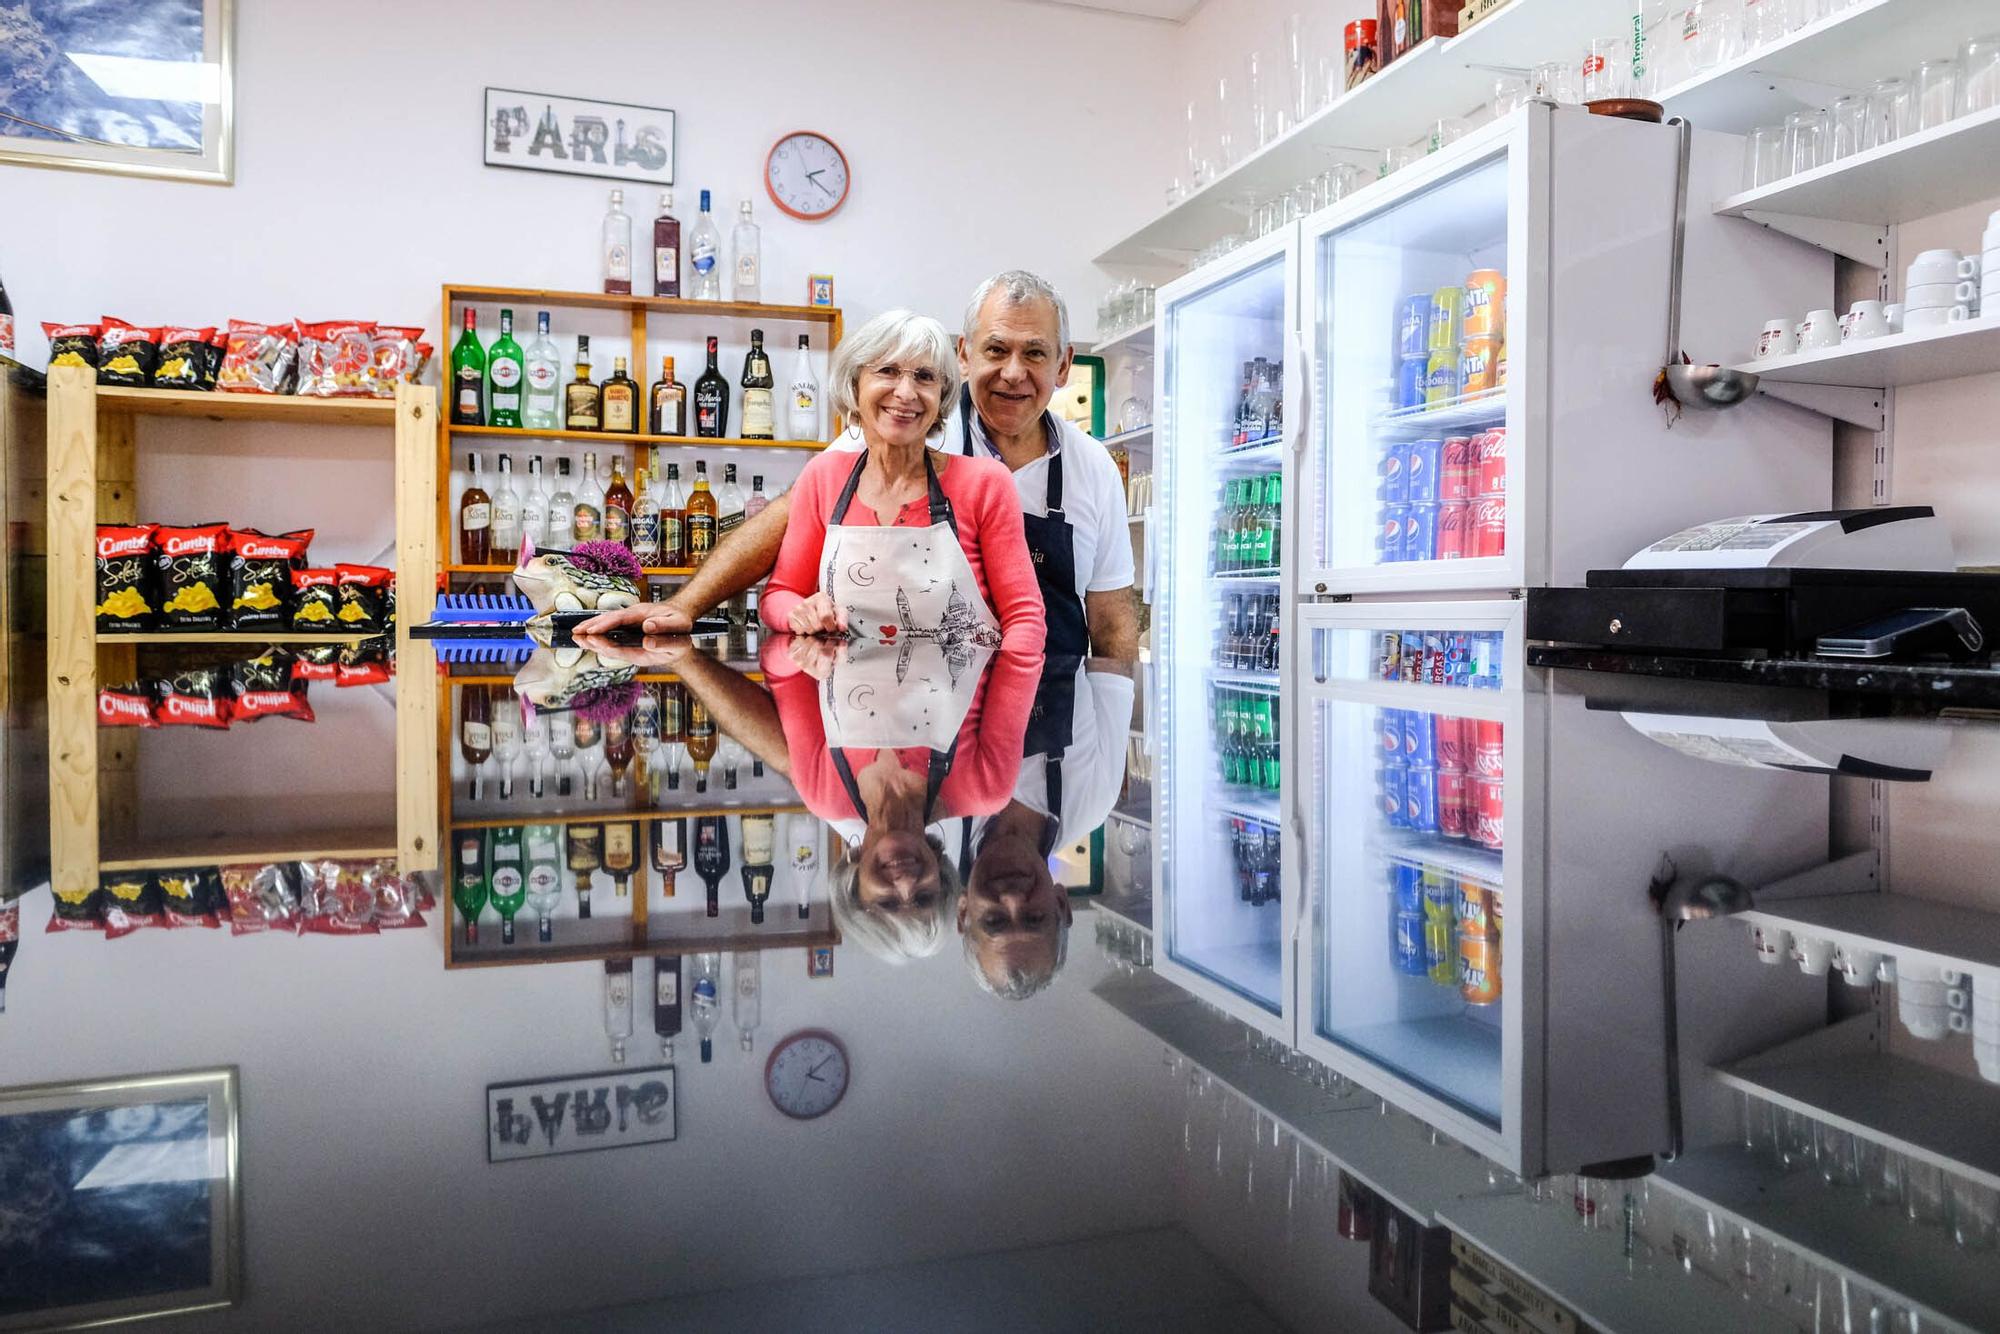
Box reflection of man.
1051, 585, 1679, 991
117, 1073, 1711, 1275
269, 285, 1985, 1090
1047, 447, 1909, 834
578, 270, 1139, 658
959, 655, 1135, 1000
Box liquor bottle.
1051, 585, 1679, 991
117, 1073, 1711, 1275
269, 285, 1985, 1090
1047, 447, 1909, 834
602, 188, 633, 296
544, 454, 576, 548
0, 903, 18, 1013
574, 709, 602, 755
523, 709, 551, 799
451, 309, 485, 426
524, 823, 562, 942
548, 707, 576, 796
601, 357, 640, 436
0, 266, 13, 356
686, 695, 717, 792
459, 684, 493, 786
651, 816, 686, 896
788, 334, 820, 441
745, 474, 769, 520
490, 454, 522, 565
788, 813, 819, 920
523, 311, 561, 429
492, 687, 523, 799
488, 824, 527, 944
453, 830, 487, 945
603, 454, 634, 548
740, 329, 775, 440
693, 815, 730, 918
731, 199, 763, 302
658, 678, 685, 749
717, 462, 746, 544
458, 453, 492, 565
650, 355, 687, 435
740, 813, 775, 924
604, 708, 634, 796
658, 741, 684, 793
690, 953, 722, 1062
573, 451, 605, 544
653, 954, 682, 1060
604, 959, 634, 1064
567, 824, 603, 919
733, 949, 762, 1054
484, 309, 525, 428
652, 190, 681, 298
659, 463, 688, 568
631, 465, 661, 564
564, 336, 600, 431
604, 823, 637, 897
689, 190, 723, 301
685, 460, 718, 565
633, 682, 662, 763
519, 455, 548, 556
693, 336, 729, 437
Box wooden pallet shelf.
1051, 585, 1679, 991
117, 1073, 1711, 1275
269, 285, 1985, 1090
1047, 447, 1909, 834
101, 827, 401, 873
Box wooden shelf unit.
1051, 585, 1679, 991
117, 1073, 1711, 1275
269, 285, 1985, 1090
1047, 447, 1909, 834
449, 423, 824, 450
44, 366, 440, 897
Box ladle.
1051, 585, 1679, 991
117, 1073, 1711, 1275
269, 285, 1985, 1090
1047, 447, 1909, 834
1659, 116, 1761, 412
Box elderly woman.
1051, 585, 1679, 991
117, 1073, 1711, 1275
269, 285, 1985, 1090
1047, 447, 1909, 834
759, 309, 1046, 653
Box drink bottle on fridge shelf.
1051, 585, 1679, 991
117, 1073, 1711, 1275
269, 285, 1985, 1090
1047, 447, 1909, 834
740, 329, 775, 439
652, 191, 681, 298
567, 824, 603, 919
740, 813, 776, 924
459, 453, 492, 565
604, 823, 637, 897
565, 336, 599, 431
487, 309, 524, 428
545, 457, 575, 551
650, 356, 687, 435
632, 465, 661, 563
733, 948, 762, 1053
604, 960, 634, 1063
451, 309, 485, 425
651, 815, 686, 897
523, 311, 561, 429
788, 813, 819, 920
602, 189, 633, 296
694, 336, 729, 437
788, 334, 820, 440
732, 199, 762, 303
491, 454, 522, 565
488, 825, 527, 944
603, 455, 634, 548
686, 461, 719, 565
694, 815, 730, 918
690, 953, 723, 1062
601, 357, 640, 435
574, 451, 605, 545
524, 823, 562, 942
653, 954, 682, 1060
689, 190, 722, 301
453, 830, 488, 945
520, 455, 548, 556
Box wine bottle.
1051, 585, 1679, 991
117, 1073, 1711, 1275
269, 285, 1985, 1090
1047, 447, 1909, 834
694, 815, 731, 919
453, 830, 487, 945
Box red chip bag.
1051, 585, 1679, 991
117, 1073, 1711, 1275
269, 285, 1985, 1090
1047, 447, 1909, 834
301, 860, 378, 935
369, 325, 426, 397
221, 863, 303, 935
100, 871, 163, 938
296, 320, 378, 398
44, 322, 101, 369
157, 868, 221, 929
97, 318, 162, 387
98, 682, 159, 727
292, 566, 340, 631
234, 687, 316, 724
217, 319, 298, 394
364, 861, 426, 929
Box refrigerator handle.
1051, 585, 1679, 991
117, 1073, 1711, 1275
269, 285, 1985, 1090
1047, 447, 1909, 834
1282, 327, 1309, 464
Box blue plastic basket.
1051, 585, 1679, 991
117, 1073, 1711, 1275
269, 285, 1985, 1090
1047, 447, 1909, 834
431, 591, 533, 622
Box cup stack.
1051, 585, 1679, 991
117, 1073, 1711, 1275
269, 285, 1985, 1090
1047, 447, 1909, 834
1905, 248, 1981, 330
1984, 209, 2000, 315
1977, 970, 2000, 1085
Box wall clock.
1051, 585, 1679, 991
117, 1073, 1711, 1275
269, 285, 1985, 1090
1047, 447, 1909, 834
766, 131, 850, 221
765, 1029, 850, 1119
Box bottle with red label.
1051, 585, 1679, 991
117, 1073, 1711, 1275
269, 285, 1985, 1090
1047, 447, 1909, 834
0, 265, 14, 358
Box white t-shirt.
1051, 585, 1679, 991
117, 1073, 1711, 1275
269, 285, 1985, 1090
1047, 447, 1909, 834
974, 659, 1135, 849
828, 411, 1135, 605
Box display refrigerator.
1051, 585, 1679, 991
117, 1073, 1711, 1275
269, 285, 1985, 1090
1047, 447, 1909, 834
1151, 103, 1837, 1167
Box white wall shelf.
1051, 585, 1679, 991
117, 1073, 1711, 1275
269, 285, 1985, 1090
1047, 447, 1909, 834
1738, 861, 2000, 981
1091, 321, 1154, 357
1735, 316, 2000, 390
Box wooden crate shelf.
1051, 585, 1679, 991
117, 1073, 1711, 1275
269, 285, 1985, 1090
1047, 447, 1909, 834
447, 563, 698, 577
101, 828, 401, 873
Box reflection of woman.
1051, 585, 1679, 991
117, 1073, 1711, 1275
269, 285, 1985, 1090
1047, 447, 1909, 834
759, 309, 1046, 654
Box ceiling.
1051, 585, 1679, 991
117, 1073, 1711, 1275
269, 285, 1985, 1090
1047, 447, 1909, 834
1010, 0, 1207, 22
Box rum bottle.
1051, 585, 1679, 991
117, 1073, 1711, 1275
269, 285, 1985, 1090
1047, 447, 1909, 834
603, 454, 634, 548
601, 355, 639, 434
685, 460, 718, 565
458, 452, 492, 564
694, 336, 728, 437
740, 328, 775, 440
652, 190, 681, 298
451, 308, 485, 426
660, 462, 688, 567
567, 824, 603, 919
686, 694, 717, 792
787, 334, 820, 440
564, 336, 599, 431
649, 355, 687, 435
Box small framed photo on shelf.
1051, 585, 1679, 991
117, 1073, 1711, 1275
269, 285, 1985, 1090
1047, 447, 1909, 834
0, 1067, 241, 1328
808, 275, 836, 308
808, 946, 834, 978
483, 87, 676, 187
487, 1066, 676, 1163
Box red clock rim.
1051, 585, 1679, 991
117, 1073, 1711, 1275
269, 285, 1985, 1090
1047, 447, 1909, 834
765, 131, 850, 222
764, 1027, 851, 1119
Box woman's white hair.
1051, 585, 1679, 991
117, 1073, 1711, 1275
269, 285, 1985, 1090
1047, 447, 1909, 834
826, 309, 961, 438
826, 831, 964, 964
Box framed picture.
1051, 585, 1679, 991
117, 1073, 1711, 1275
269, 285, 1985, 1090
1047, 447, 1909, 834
484, 88, 675, 187
487, 1066, 676, 1163
0, 0, 234, 185
808, 946, 834, 978
0, 1068, 241, 1331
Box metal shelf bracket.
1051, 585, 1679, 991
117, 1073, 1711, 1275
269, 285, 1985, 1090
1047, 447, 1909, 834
1756, 382, 1886, 430
1735, 210, 1890, 268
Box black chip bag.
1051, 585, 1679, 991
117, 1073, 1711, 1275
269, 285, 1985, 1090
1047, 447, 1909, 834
230, 647, 294, 693
233, 649, 315, 723
155, 523, 230, 629
159, 666, 233, 729
202, 330, 227, 390
334, 564, 393, 633
157, 867, 221, 928
291, 568, 340, 631
48, 880, 104, 932
154, 325, 216, 390
97, 318, 161, 386
43, 322, 101, 370
95, 524, 159, 633
101, 871, 163, 938
228, 527, 313, 630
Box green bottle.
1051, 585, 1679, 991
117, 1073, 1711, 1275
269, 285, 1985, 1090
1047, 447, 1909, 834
450, 308, 486, 426
488, 824, 527, 944
486, 308, 525, 429
1254, 474, 1278, 569
452, 830, 488, 945
1256, 698, 1279, 790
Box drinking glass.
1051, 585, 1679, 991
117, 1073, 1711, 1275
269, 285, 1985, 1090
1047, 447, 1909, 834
1829, 93, 1872, 157
1740, 0, 1782, 49
1776, 1105, 1818, 1170
1869, 76, 1914, 144
1428, 117, 1469, 154
1530, 59, 1577, 103
1903, 1158, 1947, 1226
1491, 73, 1531, 119
1214, 75, 1236, 171
1743, 123, 1786, 188
1684, 0, 1740, 75
1247, 52, 1271, 149
1629, 0, 1674, 96
1959, 34, 2000, 115
1951, 1177, 2000, 1250
1783, 0, 1827, 32
1783, 106, 1828, 176
1913, 58, 1958, 131
1816, 1122, 1861, 1188
1184, 98, 1207, 188
1581, 35, 1631, 101
1285, 13, 1309, 128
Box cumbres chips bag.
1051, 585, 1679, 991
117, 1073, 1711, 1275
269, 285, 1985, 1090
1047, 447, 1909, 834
156, 523, 230, 629
95, 524, 158, 633
44, 322, 101, 370
297, 320, 377, 397
228, 527, 313, 630
334, 564, 394, 633
154, 325, 217, 390
157, 868, 222, 929
159, 666, 233, 729
232, 648, 315, 723
217, 320, 297, 394
291, 568, 339, 630
98, 680, 159, 728
97, 319, 161, 386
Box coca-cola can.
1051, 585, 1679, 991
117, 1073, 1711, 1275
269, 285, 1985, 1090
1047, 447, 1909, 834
1472, 720, 1505, 777
1437, 767, 1470, 839
1435, 714, 1472, 770
1475, 427, 1507, 497
1442, 435, 1475, 500
1472, 775, 1505, 850
1470, 496, 1506, 559
1437, 499, 1469, 559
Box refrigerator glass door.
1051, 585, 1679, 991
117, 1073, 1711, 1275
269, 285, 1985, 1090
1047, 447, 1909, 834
1151, 229, 1298, 1035
1303, 114, 1536, 595
1296, 602, 1530, 1162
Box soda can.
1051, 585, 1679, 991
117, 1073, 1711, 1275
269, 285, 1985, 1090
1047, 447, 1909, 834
1405, 765, 1440, 833
1404, 438, 1443, 504
1397, 293, 1432, 358
1378, 630, 1403, 681
1421, 867, 1454, 921
1459, 929, 1502, 1005
1384, 504, 1413, 562
1472, 775, 1505, 850
1376, 708, 1402, 754
1437, 767, 1470, 838
1460, 337, 1499, 395
1471, 495, 1507, 558
1422, 630, 1451, 685
1380, 763, 1410, 829
1397, 353, 1429, 410
1425, 915, 1457, 987
1475, 427, 1507, 497
1463, 269, 1506, 340
1435, 714, 1472, 770
1470, 632, 1504, 688
1389, 862, 1424, 914
1424, 349, 1463, 409
1495, 341, 1508, 387
1472, 719, 1506, 778
1393, 909, 1428, 975
1455, 879, 1494, 935
1379, 442, 1408, 503
1402, 709, 1435, 766
1436, 499, 1469, 560
1404, 502, 1439, 562
1428, 285, 1465, 352
1441, 436, 1475, 501
1399, 632, 1424, 683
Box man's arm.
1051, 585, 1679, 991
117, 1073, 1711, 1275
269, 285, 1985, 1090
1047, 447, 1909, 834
574, 489, 794, 634
672, 645, 792, 777
1084, 586, 1140, 659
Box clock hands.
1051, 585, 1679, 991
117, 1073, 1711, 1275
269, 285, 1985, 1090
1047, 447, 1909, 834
805, 168, 834, 196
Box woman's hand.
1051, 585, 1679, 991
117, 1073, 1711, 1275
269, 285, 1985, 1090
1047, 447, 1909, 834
786, 634, 844, 681
786, 592, 846, 637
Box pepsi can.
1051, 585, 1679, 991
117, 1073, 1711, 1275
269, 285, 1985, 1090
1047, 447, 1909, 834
1381, 504, 1410, 563
1405, 765, 1440, 833
1396, 354, 1429, 410
1403, 709, 1436, 767
1389, 862, 1424, 914
1380, 762, 1409, 829
1440, 632, 1472, 685
1393, 909, 1428, 975
1403, 502, 1439, 562
1378, 443, 1408, 504
1397, 294, 1433, 359
1378, 708, 1405, 756
1405, 438, 1443, 504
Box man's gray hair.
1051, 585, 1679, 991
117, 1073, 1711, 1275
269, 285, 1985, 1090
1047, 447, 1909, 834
963, 914, 1070, 1002
825, 309, 961, 438
963, 269, 1071, 354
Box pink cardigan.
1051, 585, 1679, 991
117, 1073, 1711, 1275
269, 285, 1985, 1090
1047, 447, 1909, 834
759, 449, 1047, 653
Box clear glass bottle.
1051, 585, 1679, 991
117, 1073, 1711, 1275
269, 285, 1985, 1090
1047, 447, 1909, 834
744, 473, 769, 520
524, 823, 562, 942
631, 464, 661, 564
689, 952, 723, 1062
602, 189, 633, 296
732, 948, 762, 1053
522, 311, 561, 429
689, 189, 722, 301
574, 451, 605, 545
787, 813, 820, 921
731, 199, 762, 302
490, 453, 522, 564
492, 686, 523, 799
545, 456, 575, 551
520, 455, 548, 556
604, 959, 634, 1063
787, 333, 820, 440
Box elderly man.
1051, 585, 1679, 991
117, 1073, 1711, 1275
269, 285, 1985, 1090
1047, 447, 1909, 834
577, 270, 1138, 658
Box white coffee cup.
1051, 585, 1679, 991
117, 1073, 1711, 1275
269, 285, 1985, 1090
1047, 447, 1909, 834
1906, 304, 1971, 329
1948, 984, 1972, 1011
1838, 946, 1883, 986
1797, 309, 1840, 350
1755, 320, 1795, 359
1752, 923, 1791, 962
1908, 248, 1974, 287
1951, 1009, 1973, 1034
1908, 280, 1978, 308
1901, 975, 1947, 1005
1792, 934, 1835, 975
1885, 303, 1905, 333
1901, 1000, 1950, 1040
1846, 301, 1891, 340
1978, 1041, 2000, 1085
